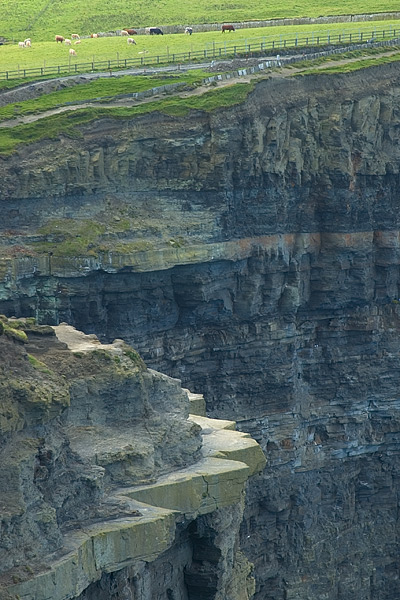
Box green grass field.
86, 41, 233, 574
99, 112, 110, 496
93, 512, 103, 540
2, 0, 400, 42
1, 20, 399, 76
0, 70, 214, 122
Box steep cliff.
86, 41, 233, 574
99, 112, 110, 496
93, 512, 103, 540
2, 61, 400, 598
0, 317, 265, 600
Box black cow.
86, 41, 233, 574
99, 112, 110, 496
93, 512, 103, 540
149, 27, 163, 35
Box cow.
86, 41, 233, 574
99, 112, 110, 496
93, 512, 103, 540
127, 37, 136, 45
74, 40, 81, 44
71, 33, 80, 39
64, 38, 71, 45
69, 48, 77, 55
185, 27, 193, 35
91, 33, 98, 38
149, 27, 163, 35
24, 38, 31, 44
123, 28, 137, 35
121, 29, 129, 35
55, 35, 64, 43
221, 24, 235, 32
18, 41, 26, 48
24, 39, 31, 47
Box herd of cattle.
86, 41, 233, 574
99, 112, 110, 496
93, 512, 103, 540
17, 24, 236, 51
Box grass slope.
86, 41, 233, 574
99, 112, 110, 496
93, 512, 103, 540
1, 0, 400, 41
1, 20, 399, 75
0, 81, 254, 155
0, 70, 213, 122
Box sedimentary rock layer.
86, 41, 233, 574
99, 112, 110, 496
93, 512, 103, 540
2, 62, 400, 598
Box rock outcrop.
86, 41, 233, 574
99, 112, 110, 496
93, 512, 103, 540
2, 61, 400, 598
0, 318, 265, 600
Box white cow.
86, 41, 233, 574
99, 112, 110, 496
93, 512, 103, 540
71, 33, 80, 39
18, 41, 25, 48
69, 48, 77, 55
24, 40, 32, 47
127, 37, 136, 44
74, 40, 81, 44
64, 38, 72, 45
121, 30, 129, 35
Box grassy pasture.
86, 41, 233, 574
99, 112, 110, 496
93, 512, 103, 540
1, 20, 400, 74
0, 70, 214, 122
2, 0, 400, 41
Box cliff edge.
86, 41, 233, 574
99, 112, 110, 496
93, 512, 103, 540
0, 317, 265, 600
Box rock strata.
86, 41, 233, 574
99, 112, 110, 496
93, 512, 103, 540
0, 318, 265, 600
2, 62, 400, 598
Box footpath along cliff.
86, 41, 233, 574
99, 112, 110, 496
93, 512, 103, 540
1, 60, 400, 598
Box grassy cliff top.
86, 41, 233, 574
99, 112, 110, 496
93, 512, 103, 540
1, 0, 400, 41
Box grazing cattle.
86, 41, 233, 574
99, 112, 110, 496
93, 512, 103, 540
24, 39, 31, 47
71, 33, 80, 39
74, 39, 81, 44
91, 33, 98, 38
69, 48, 77, 55
221, 24, 235, 32
185, 27, 193, 35
121, 29, 129, 35
18, 41, 26, 48
123, 28, 137, 35
149, 27, 163, 35
55, 35, 64, 43
127, 37, 136, 45
64, 38, 71, 45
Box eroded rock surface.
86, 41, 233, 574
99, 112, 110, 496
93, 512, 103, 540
0, 319, 264, 600
2, 63, 400, 598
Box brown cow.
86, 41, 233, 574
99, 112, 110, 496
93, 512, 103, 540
221, 24, 235, 32
91, 33, 98, 38
55, 35, 64, 43
123, 28, 137, 35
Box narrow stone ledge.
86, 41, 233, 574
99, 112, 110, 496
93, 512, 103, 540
2, 506, 177, 600
0, 329, 265, 600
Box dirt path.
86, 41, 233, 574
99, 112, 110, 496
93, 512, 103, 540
0, 48, 398, 129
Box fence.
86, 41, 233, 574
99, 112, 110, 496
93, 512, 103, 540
1, 26, 399, 80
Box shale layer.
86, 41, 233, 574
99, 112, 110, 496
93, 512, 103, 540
1, 62, 400, 598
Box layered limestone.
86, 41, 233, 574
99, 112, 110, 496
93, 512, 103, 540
0, 319, 265, 600
2, 62, 400, 598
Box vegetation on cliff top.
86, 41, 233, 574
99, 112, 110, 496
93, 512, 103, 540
1, 20, 399, 72
0, 81, 255, 155
298, 47, 400, 74
0, 70, 214, 122
1, 0, 400, 41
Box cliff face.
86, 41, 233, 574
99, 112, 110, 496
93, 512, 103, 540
0, 318, 265, 600
2, 62, 400, 598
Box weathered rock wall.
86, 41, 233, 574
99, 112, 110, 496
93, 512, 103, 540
0, 320, 264, 600
2, 63, 400, 598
